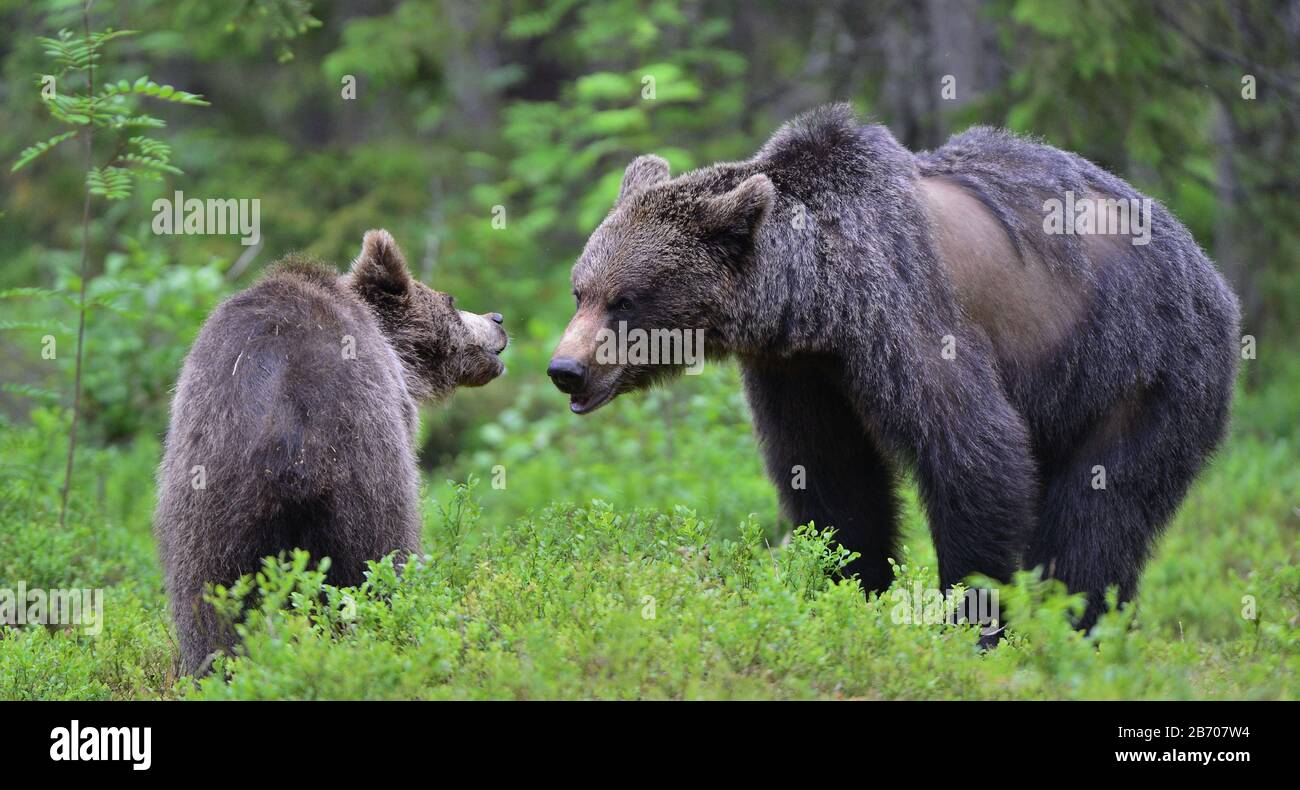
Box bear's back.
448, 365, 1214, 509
159, 261, 416, 528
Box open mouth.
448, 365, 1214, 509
569, 384, 616, 415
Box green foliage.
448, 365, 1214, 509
15, 27, 209, 200
229, 0, 323, 63
169, 465, 1295, 699
3, 9, 216, 454
454, 366, 775, 535
76, 235, 229, 439
1, 352, 1296, 699
1, 227, 231, 442
11, 131, 77, 172
36, 27, 136, 72
1, 0, 1296, 700
85, 165, 131, 199
97, 76, 208, 105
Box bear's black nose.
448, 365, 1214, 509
489, 312, 504, 324
547, 357, 587, 394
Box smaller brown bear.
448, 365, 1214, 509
154, 229, 507, 675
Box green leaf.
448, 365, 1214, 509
97, 77, 210, 106
45, 94, 93, 125
0, 286, 61, 300
86, 166, 134, 200
11, 131, 77, 172
575, 72, 634, 103
114, 135, 183, 176
0, 319, 74, 333
111, 114, 168, 129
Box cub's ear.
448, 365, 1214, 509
617, 154, 670, 204
351, 229, 411, 294
701, 173, 775, 241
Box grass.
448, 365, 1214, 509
0, 356, 1296, 700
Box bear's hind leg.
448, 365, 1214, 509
170, 577, 237, 677
306, 483, 422, 589
165, 517, 270, 677
741, 360, 899, 592
1028, 375, 1229, 630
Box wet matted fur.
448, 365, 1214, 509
550, 104, 1240, 632
155, 230, 507, 674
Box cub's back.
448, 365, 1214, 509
159, 263, 415, 518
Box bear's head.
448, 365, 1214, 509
348, 229, 508, 399
548, 155, 774, 413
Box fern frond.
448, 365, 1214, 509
44, 94, 93, 125
0, 319, 75, 333
119, 156, 180, 175
37, 29, 137, 71
0, 287, 60, 300
110, 114, 167, 129
128, 136, 170, 157
86, 166, 133, 200
115, 136, 183, 176
89, 29, 138, 47
11, 131, 78, 172
97, 76, 209, 106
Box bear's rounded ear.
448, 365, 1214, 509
617, 154, 671, 204
701, 173, 775, 241
351, 229, 411, 294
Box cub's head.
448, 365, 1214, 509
548, 155, 774, 414
348, 229, 507, 399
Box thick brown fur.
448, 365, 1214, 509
550, 104, 1240, 633
155, 230, 507, 675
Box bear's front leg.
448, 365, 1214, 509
741, 358, 900, 592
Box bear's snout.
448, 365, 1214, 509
547, 357, 587, 394
458, 309, 509, 354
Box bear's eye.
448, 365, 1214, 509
610, 297, 634, 313
573, 289, 581, 307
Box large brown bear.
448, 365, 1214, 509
548, 104, 1239, 636
155, 230, 507, 675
